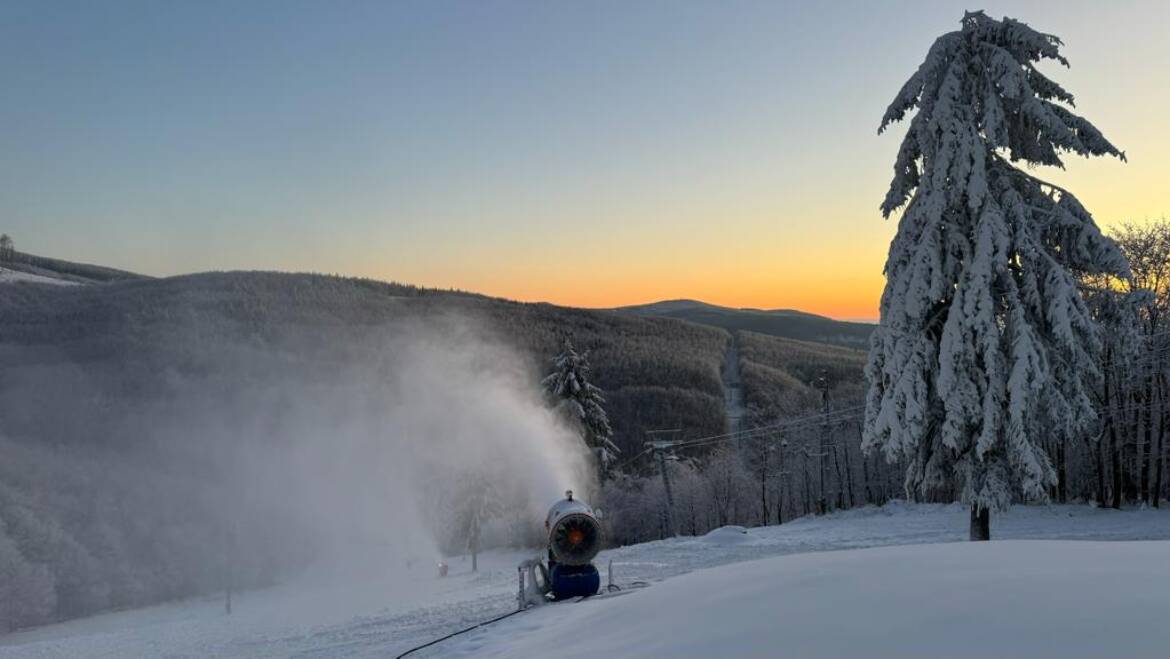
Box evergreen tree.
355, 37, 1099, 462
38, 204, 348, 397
862, 12, 1129, 540
543, 339, 619, 475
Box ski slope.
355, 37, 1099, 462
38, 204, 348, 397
462, 540, 1170, 658
3, 503, 1170, 658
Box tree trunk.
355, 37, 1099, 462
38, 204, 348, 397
1111, 429, 1124, 509
1105, 373, 1124, 509
1140, 391, 1153, 502
843, 433, 856, 508
760, 446, 769, 526
969, 505, 990, 541
1157, 434, 1166, 508
862, 449, 874, 503
801, 451, 812, 515
832, 441, 845, 510
777, 442, 787, 524
1155, 382, 1166, 508
1056, 442, 1067, 504
1095, 432, 1108, 507
1154, 432, 1164, 509
1125, 389, 1140, 502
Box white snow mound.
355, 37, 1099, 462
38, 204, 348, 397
699, 525, 752, 545
459, 540, 1170, 658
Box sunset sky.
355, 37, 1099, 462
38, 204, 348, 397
3, 1, 1167, 320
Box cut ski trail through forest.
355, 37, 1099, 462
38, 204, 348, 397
721, 334, 745, 449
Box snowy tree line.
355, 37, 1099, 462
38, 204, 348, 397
1077, 222, 1170, 508
595, 332, 888, 544
598, 421, 905, 546
596, 218, 1170, 545
0, 240, 141, 283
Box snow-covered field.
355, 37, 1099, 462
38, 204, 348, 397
3, 503, 1169, 658
0, 268, 77, 286
464, 540, 1170, 658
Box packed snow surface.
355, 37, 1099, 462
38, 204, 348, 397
4, 503, 1170, 658
461, 540, 1170, 658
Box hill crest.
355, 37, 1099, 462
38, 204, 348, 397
615, 298, 874, 348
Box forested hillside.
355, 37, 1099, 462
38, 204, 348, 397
617, 299, 874, 348
737, 331, 865, 421
0, 272, 729, 456
0, 249, 147, 284
0, 271, 729, 629
599, 331, 890, 545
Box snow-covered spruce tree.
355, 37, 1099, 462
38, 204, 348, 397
543, 339, 619, 478
863, 11, 1129, 540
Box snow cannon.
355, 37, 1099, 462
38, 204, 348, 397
544, 490, 601, 599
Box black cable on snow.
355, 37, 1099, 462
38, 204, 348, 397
393, 580, 652, 656
394, 607, 529, 659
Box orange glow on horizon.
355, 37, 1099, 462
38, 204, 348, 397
351, 109, 1166, 324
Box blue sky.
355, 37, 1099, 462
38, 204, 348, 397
3, 1, 1166, 317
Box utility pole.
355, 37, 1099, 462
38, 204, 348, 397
646, 429, 681, 538
814, 370, 830, 515
759, 439, 770, 525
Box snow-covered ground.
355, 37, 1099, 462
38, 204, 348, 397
463, 540, 1170, 658
4, 503, 1170, 658
0, 267, 77, 286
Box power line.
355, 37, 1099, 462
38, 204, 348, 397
652, 406, 866, 453
671, 412, 864, 448
609, 447, 652, 473
667, 405, 866, 448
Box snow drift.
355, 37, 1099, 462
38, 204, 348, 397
461, 540, 1170, 658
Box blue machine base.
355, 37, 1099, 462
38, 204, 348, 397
549, 563, 600, 600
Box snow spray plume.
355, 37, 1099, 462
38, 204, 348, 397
209, 315, 596, 579
0, 309, 593, 611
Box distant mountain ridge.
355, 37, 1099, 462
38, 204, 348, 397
0, 253, 875, 350
615, 299, 874, 348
